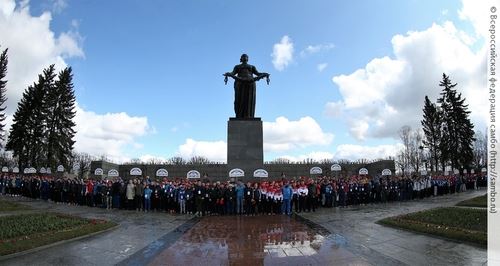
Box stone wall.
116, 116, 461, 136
90, 160, 395, 181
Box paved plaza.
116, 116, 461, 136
0, 189, 487, 266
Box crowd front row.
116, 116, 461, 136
0, 173, 486, 216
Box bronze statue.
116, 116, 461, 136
224, 54, 270, 119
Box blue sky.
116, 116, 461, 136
0, 0, 488, 163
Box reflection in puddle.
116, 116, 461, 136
149, 215, 366, 265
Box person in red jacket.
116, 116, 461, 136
86, 179, 94, 207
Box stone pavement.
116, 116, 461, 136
298, 189, 488, 266
0, 190, 487, 266
119, 215, 371, 266
0, 197, 192, 266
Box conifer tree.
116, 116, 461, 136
45, 67, 76, 169
421, 96, 442, 172
436, 73, 475, 171
0, 47, 8, 145
7, 84, 36, 168
7, 65, 56, 168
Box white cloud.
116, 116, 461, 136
317, 63, 328, 72
177, 139, 227, 163
348, 119, 370, 141
331, 17, 486, 140
56, 31, 84, 58
271, 35, 294, 71
74, 105, 150, 163
139, 154, 168, 163
51, 0, 67, 14
0, 0, 83, 116
175, 116, 334, 162
278, 151, 334, 162
170, 122, 190, 133
458, 0, 490, 39
333, 56, 406, 109
0, 1, 145, 164
263, 116, 334, 152
273, 143, 402, 162
300, 43, 335, 57
324, 100, 344, 118
0, 1, 144, 162
334, 144, 403, 161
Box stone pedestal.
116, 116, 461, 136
227, 118, 263, 178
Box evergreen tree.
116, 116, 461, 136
6, 65, 55, 168
421, 96, 442, 172
0, 47, 8, 145
45, 67, 76, 169
436, 73, 475, 171
32, 65, 55, 166
7, 84, 36, 168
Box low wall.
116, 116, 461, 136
90, 160, 396, 181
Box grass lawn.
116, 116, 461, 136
0, 199, 32, 212
378, 207, 486, 247
0, 213, 117, 256
456, 194, 487, 208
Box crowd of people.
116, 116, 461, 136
0, 173, 487, 216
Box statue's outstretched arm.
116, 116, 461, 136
251, 65, 269, 81
223, 66, 238, 84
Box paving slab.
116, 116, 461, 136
0, 196, 192, 266
0, 190, 488, 266
297, 189, 488, 266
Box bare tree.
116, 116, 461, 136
319, 158, 334, 164
473, 130, 487, 170
0, 150, 15, 168
72, 152, 95, 180
188, 156, 212, 165
356, 158, 369, 164
398, 126, 412, 175
267, 158, 291, 164
409, 130, 424, 174
302, 158, 317, 164
146, 157, 166, 165
168, 156, 187, 165
125, 158, 142, 165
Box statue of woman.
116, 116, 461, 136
224, 54, 269, 119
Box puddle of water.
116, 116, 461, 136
147, 215, 364, 266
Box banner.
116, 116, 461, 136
331, 164, 341, 171
156, 168, 168, 177
130, 167, 142, 176
229, 168, 244, 178
187, 170, 201, 179
310, 167, 322, 175
253, 169, 268, 178
94, 168, 103, 176
381, 169, 392, 176
108, 169, 119, 177
359, 168, 368, 175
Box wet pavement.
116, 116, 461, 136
0, 197, 192, 266
0, 189, 488, 266
121, 215, 372, 266
299, 189, 488, 266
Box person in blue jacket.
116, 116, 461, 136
235, 181, 245, 215
282, 182, 293, 215
144, 185, 153, 212
177, 185, 187, 214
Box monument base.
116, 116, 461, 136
227, 118, 264, 179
